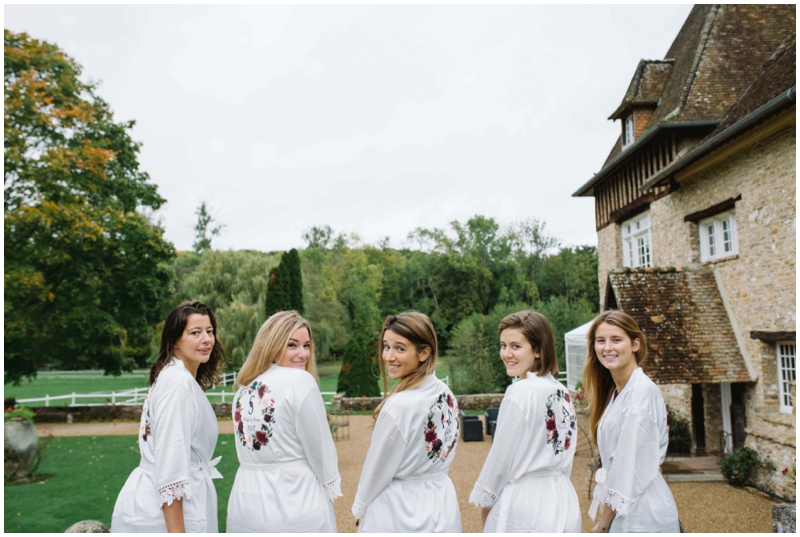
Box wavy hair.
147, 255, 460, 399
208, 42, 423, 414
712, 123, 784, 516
497, 310, 559, 377
372, 311, 439, 423
149, 301, 227, 390
582, 310, 648, 445
235, 310, 317, 387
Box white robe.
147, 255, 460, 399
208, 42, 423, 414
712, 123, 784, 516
111, 358, 222, 533
470, 371, 581, 533
353, 373, 462, 533
590, 367, 680, 532
226, 364, 341, 533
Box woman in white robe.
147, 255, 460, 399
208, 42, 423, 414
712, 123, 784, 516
583, 310, 680, 533
226, 311, 341, 533
112, 301, 226, 533
352, 312, 461, 533
470, 310, 581, 532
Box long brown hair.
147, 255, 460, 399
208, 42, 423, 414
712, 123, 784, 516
235, 310, 317, 387
149, 301, 227, 390
372, 312, 439, 423
582, 310, 648, 445
498, 310, 559, 377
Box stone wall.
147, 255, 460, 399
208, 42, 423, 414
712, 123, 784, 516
660, 383, 692, 421
333, 393, 506, 413
702, 383, 723, 454
33, 403, 234, 423
773, 504, 796, 533
597, 223, 621, 307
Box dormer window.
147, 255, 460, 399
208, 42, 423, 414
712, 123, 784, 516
623, 114, 635, 148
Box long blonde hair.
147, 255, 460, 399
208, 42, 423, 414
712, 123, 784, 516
372, 312, 439, 423
582, 310, 648, 445
235, 310, 317, 387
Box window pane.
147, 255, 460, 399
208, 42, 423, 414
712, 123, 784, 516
707, 224, 716, 257
778, 344, 796, 409
723, 219, 733, 253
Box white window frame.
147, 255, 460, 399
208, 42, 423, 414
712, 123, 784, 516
623, 114, 635, 148
622, 211, 652, 268
777, 342, 796, 413
699, 210, 738, 261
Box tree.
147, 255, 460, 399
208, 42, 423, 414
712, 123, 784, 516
284, 248, 304, 314
265, 260, 291, 316
337, 335, 380, 397
4, 31, 176, 383
192, 201, 223, 254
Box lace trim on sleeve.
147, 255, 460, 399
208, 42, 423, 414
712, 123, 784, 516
468, 483, 498, 508
605, 487, 633, 518
351, 492, 366, 521
158, 479, 192, 507
322, 476, 342, 502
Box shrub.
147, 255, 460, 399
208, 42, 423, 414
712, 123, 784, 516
717, 446, 765, 487
337, 336, 380, 397
667, 408, 691, 454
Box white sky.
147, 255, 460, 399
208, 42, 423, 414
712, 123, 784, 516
5, 3, 694, 252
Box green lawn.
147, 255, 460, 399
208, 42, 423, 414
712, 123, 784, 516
4, 434, 241, 533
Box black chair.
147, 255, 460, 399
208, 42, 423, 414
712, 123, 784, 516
485, 407, 499, 436
460, 410, 484, 442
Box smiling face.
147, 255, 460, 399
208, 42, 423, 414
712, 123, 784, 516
593, 322, 640, 380
173, 313, 214, 377
499, 327, 539, 377
382, 329, 430, 380
275, 326, 311, 371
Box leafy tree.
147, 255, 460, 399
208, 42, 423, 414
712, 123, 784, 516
337, 335, 380, 397
4, 30, 175, 382
192, 201, 223, 254
302, 225, 333, 249
537, 246, 600, 306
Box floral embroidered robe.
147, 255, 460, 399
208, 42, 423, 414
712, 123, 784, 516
111, 358, 222, 533
226, 364, 341, 533
470, 371, 581, 532
353, 373, 461, 533
590, 367, 680, 532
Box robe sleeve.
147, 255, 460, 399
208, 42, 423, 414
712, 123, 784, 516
602, 405, 662, 518
296, 383, 342, 502
152, 380, 197, 506
351, 408, 406, 521
468, 395, 527, 508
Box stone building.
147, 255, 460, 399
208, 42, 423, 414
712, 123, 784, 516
572, 5, 796, 499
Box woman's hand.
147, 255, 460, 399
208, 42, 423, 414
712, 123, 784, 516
590, 504, 615, 533
481, 507, 491, 527
162, 499, 186, 533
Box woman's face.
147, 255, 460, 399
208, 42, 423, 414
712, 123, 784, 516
593, 322, 640, 376
276, 327, 311, 370
173, 314, 214, 375
499, 328, 539, 377
382, 329, 430, 380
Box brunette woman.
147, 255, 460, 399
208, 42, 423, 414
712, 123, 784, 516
226, 311, 341, 533
470, 310, 581, 532
111, 301, 226, 532
584, 310, 679, 532
352, 312, 461, 532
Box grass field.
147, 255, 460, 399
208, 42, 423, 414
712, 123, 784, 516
3, 434, 242, 533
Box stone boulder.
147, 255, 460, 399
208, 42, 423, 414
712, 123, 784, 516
65, 520, 110, 533
4, 417, 38, 481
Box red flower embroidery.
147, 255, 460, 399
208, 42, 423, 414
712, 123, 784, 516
256, 430, 269, 445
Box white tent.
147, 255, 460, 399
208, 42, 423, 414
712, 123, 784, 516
565, 320, 594, 391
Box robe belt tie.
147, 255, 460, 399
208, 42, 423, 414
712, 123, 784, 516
395, 473, 448, 482
138, 455, 223, 496
588, 468, 608, 521
494, 470, 566, 532
239, 460, 310, 471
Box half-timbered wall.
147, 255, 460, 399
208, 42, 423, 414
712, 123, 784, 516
595, 133, 676, 229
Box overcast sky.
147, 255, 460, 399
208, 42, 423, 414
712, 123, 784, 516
5, 4, 694, 252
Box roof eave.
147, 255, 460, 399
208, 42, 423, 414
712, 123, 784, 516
572, 120, 719, 197
640, 86, 797, 191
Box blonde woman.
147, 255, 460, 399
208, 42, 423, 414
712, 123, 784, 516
583, 310, 679, 532
470, 310, 581, 532
352, 312, 461, 532
226, 311, 341, 533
